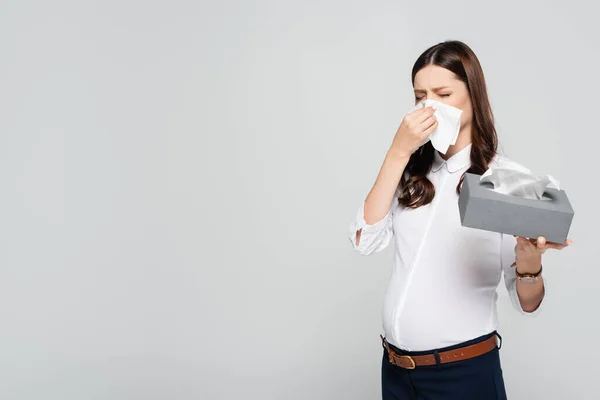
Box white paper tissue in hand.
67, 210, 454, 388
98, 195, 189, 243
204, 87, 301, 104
480, 167, 561, 200
404, 99, 462, 154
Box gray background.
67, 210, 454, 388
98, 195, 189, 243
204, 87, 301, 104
0, 0, 596, 399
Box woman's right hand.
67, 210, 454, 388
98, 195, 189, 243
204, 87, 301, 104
390, 106, 438, 159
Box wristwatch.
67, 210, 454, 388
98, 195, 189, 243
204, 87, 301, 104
510, 261, 543, 283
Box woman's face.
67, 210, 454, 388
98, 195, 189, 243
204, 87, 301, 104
413, 65, 473, 132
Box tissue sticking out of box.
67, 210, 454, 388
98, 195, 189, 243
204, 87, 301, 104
479, 167, 561, 200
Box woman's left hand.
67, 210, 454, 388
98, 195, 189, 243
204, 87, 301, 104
514, 235, 572, 272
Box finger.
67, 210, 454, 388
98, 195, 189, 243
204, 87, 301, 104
536, 236, 546, 249
515, 235, 533, 248
545, 238, 570, 246
420, 114, 437, 131
544, 242, 567, 250
402, 107, 426, 123
415, 107, 436, 124
419, 119, 439, 139
538, 237, 572, 249
517, 236, 534, 250
524, 238, 542, 253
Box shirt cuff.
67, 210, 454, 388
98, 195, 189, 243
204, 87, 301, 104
348, 201, 393, 254
508, 275, 547, 316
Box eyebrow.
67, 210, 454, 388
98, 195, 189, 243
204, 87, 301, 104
414, 86, 452, 93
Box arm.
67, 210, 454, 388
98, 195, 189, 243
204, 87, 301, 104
349, 105, 438, 255
514, 253, 545, 313
349, 149, 409, 255
500, 233, 546, 315
357, 149, 410, 243
363, 149, 410, 227
510, 235, 571, 312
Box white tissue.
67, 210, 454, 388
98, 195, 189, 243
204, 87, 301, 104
480, 167, 561, 200
404, 99, 462, 154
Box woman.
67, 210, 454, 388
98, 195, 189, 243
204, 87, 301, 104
349, 40, 571, 400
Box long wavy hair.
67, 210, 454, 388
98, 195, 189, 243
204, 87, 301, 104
398, 40, 498, 209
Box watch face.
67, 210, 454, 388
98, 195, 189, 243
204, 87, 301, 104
518, 276, 538, 284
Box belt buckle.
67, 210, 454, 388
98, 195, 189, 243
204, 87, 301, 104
382, 336, 416, 370
397, 355, 416, 370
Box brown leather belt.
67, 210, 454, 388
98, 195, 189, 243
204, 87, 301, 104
380, 334, 499, 369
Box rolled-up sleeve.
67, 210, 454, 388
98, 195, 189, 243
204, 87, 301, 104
500, 233, 547, 316
349, 197, 396, 256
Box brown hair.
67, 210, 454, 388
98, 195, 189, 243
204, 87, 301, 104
398, 40, 498, 208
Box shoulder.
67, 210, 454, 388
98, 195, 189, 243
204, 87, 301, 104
489, 151, 532, 174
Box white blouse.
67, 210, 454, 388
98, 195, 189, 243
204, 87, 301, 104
349, 143, 546, 351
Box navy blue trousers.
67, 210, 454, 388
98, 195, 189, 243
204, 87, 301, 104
381, 332, 507, 400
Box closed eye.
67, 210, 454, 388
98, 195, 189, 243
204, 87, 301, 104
414, 94, 451, 101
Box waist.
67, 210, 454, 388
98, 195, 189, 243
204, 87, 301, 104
380, 331, 501, 369
386, 330, 498, 356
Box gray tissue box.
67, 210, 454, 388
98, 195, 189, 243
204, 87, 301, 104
458, 173, 574, 243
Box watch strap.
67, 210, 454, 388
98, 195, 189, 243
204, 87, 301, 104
510, 261, 543, 282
